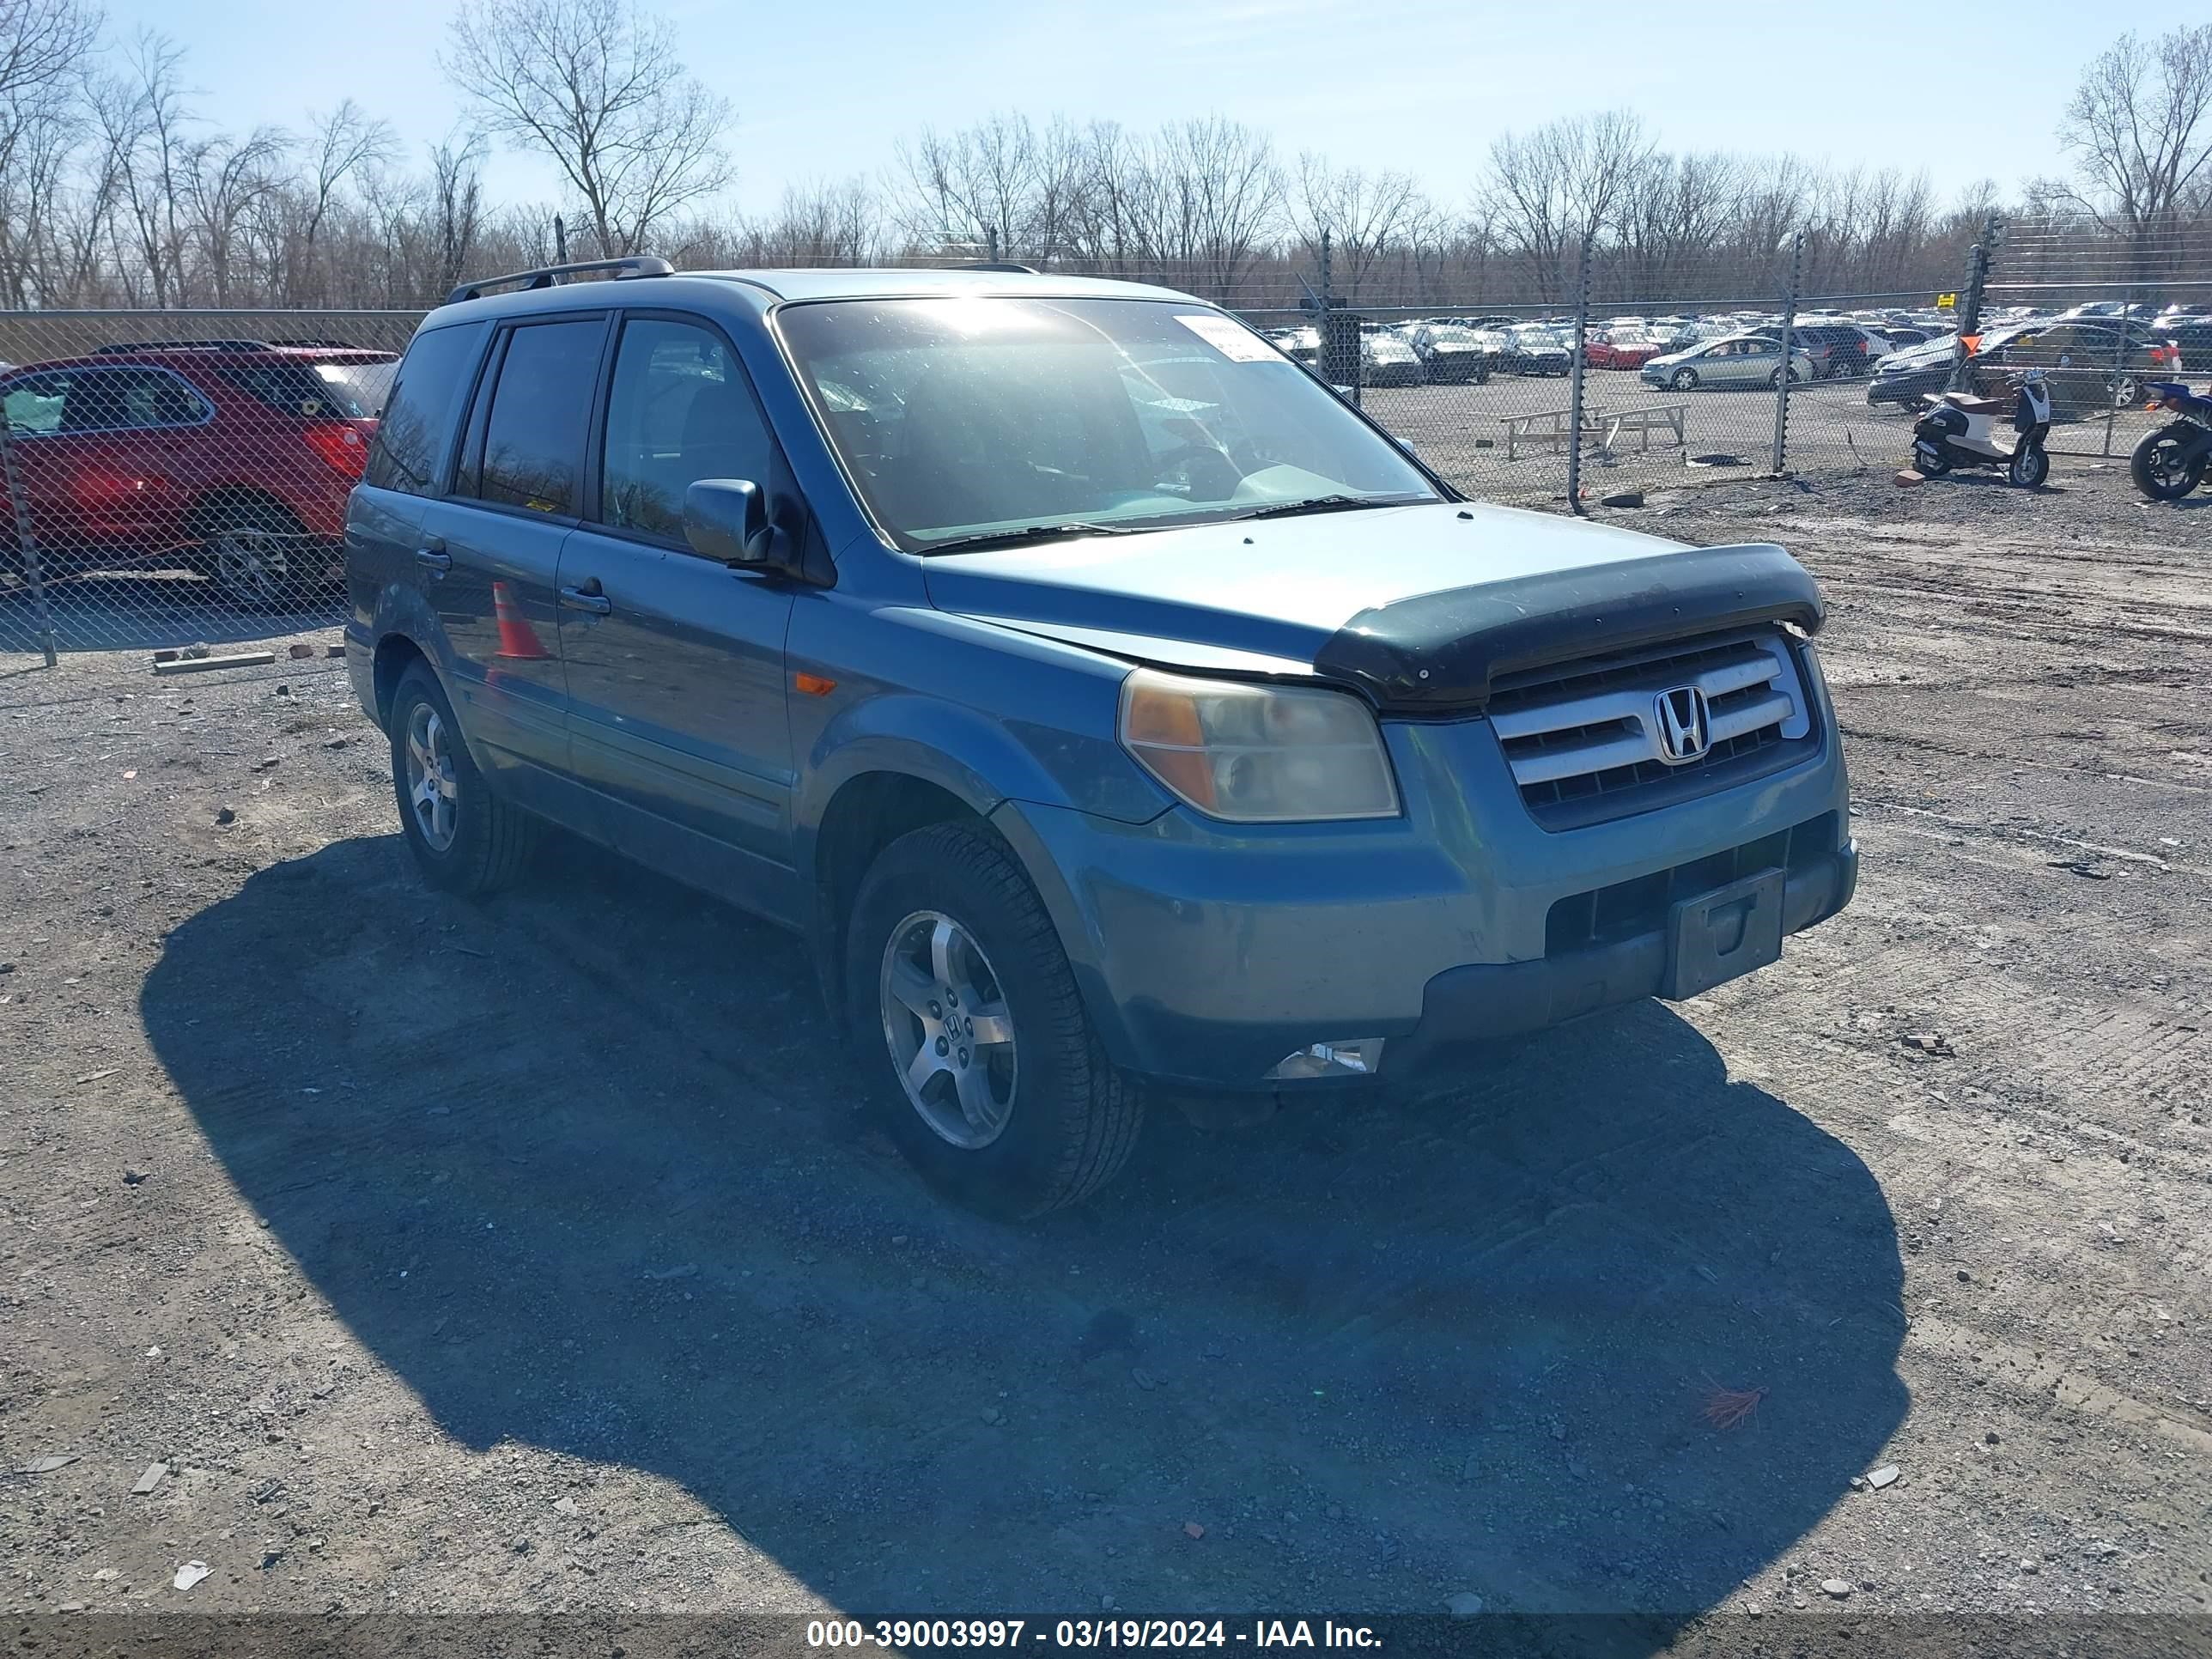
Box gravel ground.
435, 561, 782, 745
2, 465, 2209, 1653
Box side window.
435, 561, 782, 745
598, 317, 775, 541
2, 373, 64, 435
471, 319, 605, 516
51, 368, 210, 433
365, 323, 485, 496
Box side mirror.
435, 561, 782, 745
1397, 435, 1419, 456
684, 478, 775, 565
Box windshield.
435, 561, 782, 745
776, 296, 1437, 551
311, 360, 397, 418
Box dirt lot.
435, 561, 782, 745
1359, 368, 2162, 507
2, 465, 2209, 1652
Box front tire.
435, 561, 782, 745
2131, 428, 2208, 500
846, 821, 1144, 1218
1670, 367, 1698, 392
387, 664, 538, 895
2009, 442, 2050, 488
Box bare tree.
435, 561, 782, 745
0, 0, 100, 298
1293, 155, 1422, 297
896, 113, 1044, 257
1480, 110, 1651, 302
279, 99, 396, 301
2059, 25, 2212, 276
183, 124, 289, 302
444, 0, 732, 258
428, 130, 487, 295
89, 33, 199, 305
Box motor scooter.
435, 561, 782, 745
1910, 368, 2051, 486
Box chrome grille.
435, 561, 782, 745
1490, 631, 1816, 828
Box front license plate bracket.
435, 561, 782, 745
1662, 867, 1786, 1000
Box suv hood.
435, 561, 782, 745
922, 501, 1823, 712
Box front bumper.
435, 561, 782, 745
993, 701, 1852, 1092
1382, 839, 1854, 1079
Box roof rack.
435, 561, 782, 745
933, 261, 1042, 275
92, 338, 274, 354
444, 255, 675, 307
264, 337, 364, 349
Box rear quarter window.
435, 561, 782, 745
366, 323, 489, 496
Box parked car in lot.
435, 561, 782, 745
1501, 325, 1572, 376
1640, 333, 1815, 391
1867, 319, 2183, 418
1402, 322, 1498, 383
1358, 328, 1425, 386
0, 341, 398, 604
1749, 322, 1889, 379
1867, 328, 2003, 409
1970, 321, 2183, 418
1264, 325, 1322, 371
1583, 325, 1665, 370
346, 258, 1855, 1215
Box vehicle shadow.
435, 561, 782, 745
141, 836, 1906, 1637
0, 569, 338, 655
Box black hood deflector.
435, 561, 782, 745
1312, 542, 1822, 713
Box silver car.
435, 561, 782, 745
1640, 333, 1816, 392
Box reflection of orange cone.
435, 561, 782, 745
491, 580, 550, 659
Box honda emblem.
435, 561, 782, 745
1653, 685, 1711, 764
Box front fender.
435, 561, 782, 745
793, 687, 1170, 878
2145, 419, 2212, 461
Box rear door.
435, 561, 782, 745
2, 365, 212, 561
554, 311, 800, 921
416, 313, 609, 787
351, 319, 489, 623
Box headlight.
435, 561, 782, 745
1119, 669, 1400, 823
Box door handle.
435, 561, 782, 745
559, 581, 612, 616
415, 538, 451, 576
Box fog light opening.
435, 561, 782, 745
1267, 1039, 1386, 1081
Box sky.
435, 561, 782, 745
99, 0, 2100, 221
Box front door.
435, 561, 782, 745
556, 313, 799, 922
422, 314, 609, 789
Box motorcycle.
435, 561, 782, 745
1910, 369, 2051, 486
2132, 380, 2212, 501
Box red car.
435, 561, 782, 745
1583, 328, 1665, 370
0, 341, 398, 606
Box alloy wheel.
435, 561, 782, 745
404, 702, 460, 852
878, 909, 1018, 1149
210, 528, 289, 607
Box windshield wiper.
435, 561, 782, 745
1231, 495, 1403, 521
919, 521, 1146, 556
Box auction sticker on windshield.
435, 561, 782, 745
1173, 313, 1277, 362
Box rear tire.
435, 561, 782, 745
386, 664, 538, 896
1913, 441, 1953, 477
198, 498, 307, 610
2131, 428, 2207, 501
845, 820, 1145, 1218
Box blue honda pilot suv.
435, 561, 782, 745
344, 258, 1856, 1215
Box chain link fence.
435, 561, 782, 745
0, 311, 420, 663
3, 218, 2205, 665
